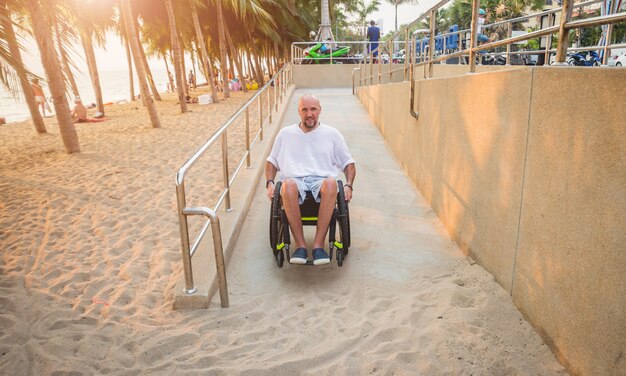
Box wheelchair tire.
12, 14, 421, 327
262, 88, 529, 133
276, 249, 284, 267
269, 181, 282, 256
337, 181, 351, 250
337, 249, 344, 267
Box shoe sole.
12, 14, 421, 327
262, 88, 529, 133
290, 257, 307, 264
313, 258, 330, 265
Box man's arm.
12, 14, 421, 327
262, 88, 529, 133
343, 163, 356, 202
265, 161, 278, 200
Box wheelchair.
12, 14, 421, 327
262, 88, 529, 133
269, 180, 351, 267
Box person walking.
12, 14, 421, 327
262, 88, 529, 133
367, 20, 381, 62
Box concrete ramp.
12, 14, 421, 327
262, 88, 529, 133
215, 88, 565, 374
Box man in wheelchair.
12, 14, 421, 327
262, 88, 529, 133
265, 93, 356, 265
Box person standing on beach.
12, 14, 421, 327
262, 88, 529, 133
265, 94, 356, 265
188, 70, 196, 89
367, 20, 381, 60
30, 78, 46, 116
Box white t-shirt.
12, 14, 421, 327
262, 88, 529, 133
267, 123, 355, 178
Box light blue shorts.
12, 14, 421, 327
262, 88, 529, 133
285, 176, 335, 205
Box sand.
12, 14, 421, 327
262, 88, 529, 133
0, 87, 567, 375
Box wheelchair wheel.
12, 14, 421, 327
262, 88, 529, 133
270, 182, 284, 267
337, 181, 351, 253
275, 249, 284, 267
336, 249, 344, 267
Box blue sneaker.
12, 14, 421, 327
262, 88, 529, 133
290, 247, 308, 264
312, 248, 330, 265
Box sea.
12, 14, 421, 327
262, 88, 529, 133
0, 68, 175, 124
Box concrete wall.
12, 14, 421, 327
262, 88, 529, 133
294, 63, 514, 88
354, 67, 626, 376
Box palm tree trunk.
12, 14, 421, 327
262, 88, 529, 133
79, 27, 104, 115
215, 0, 230, 98
165, 0, 188, 113
163, 54, 174, 92
53, 16, 80, 97
133, 16, 161, 101
121, 0, 160, 128
192, 3, 219, 103
1, 2, 46, 133
125, 36, 135, 100
120, 9, 135, 101
178, 34, 188, 97
223, 21, 247, 92
26, 0, 79, 153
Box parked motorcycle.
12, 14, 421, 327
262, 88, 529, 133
567, 51, 601, 66
302, 42, 354, 64
482, 54, 506, 65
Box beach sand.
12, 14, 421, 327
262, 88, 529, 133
0, 87, 567, 375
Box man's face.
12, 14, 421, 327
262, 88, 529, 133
298, 97, 321, 129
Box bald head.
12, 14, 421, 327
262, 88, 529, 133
298, 94, 322, 131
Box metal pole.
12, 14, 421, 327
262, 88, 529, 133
428, 10, 436, 78
555, 0, 574, 64
268, 86, 272, 125
259, 93, 264, 142
602, 0, 617, 65
245, 107, 250, 168
404, 28, 409, 80
221, 131, 231, 211
443, 34, 447, 65
176, 183, 196, 294
545, 15, 554, 64
506, 22, 512, 65
469, 0, 480, 72
377, 46, 381, 84
209, 216, 229, 308
389, 39, 393, 83
370, 53, 373, 85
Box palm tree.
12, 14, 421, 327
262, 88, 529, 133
26, 0, 80, 153
191, 1, 219, 103
165, 0, 188, 112
121, 0, 160, 128
214, 0, 230, 98
0, 0, 46, 133
385, 0, 419, 32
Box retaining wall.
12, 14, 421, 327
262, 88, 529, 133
354, 66, 626, 376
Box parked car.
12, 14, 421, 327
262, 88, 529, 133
608, 53, 626, 67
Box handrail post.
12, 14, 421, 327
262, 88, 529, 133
545, 15, 554, 64
555, 0, 574, 64
602, 0, 617, 65
176, 183, 197, 294
377, 46, 381, 83
221, 131, 231, 211
506, 21, 512, 65
428, 9, 436, 78
209, 215, 229, 308
268, 87, 272, 125
404, 28, 409, 80
469, 0, 480, 72
258, 93, 264, 142
389, 39, 393, 83
245, 107, 250, 168
275, 74, 279, 112
442, 34, 447, 64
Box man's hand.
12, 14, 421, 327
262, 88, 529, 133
343, 185, 353, 202
267, 182, 275, 200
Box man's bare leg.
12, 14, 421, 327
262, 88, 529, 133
280, 179, 306, 249
313, 178, 337, 249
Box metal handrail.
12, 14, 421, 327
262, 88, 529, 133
345, 0, 625, 121
175, 64, 293, 308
